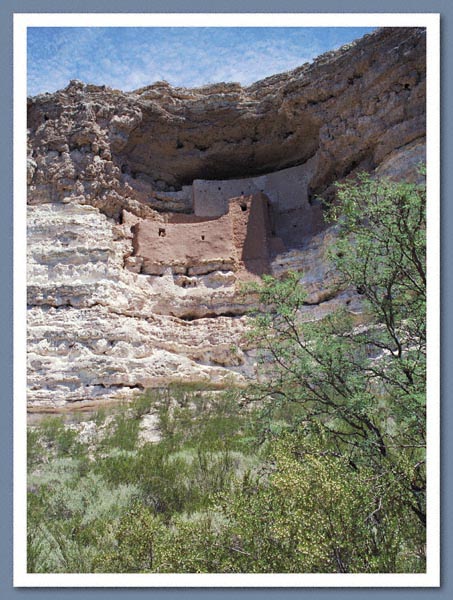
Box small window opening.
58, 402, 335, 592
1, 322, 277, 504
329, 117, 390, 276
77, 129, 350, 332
240, 203, 247, 212
218, 186, 221, 191
158, 228, 166, 237
201, 235, 205, 241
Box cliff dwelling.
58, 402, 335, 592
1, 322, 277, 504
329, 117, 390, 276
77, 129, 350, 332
128, 161, 324, 278
131, 192, 288, 278
25, 26, 426, 406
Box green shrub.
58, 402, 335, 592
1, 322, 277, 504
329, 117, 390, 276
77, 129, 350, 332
93, 504, 165, 573
27, 427, 43, 469
100, 411, 141, 451
37, 416, 85, 457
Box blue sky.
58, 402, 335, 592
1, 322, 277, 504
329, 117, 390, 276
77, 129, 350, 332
27, 27, 376, 96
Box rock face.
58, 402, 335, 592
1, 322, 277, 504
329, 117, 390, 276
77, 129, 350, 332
26, 27, 426, 410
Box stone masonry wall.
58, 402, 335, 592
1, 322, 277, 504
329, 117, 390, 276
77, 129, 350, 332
192, 160, 323, 248
192, 161, 317, 216
133, 212, 235, 276
133, 193, 277, 277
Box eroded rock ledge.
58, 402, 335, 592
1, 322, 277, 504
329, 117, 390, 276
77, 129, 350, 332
27, 27, 426, 410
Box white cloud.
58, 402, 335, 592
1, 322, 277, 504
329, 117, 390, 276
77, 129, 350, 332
27, 27, 372, 96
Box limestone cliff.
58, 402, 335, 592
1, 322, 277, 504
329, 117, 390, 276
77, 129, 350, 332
26, 27, 426, 410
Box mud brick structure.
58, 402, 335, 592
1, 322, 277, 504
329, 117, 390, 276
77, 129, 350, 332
132, 193, 284, 277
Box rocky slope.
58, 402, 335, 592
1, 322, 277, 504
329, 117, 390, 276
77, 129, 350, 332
26, 27, 426, 410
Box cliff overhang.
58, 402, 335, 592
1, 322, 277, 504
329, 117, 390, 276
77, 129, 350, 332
26, 26, 426, 409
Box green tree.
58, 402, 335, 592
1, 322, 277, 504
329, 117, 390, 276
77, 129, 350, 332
213, 430, 425, 573
246, 172, 426, 529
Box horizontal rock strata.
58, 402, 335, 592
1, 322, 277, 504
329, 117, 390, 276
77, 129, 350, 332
26, 27, 426, 409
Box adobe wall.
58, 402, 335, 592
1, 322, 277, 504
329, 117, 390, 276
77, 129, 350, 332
230, 193, 273, 276
133, 212, 234, 276
192, 157, 319, 217
190, 157, 324, 249
133, 193, 277, 277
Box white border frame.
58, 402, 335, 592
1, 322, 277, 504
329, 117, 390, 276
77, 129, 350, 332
14, 12, 440, 588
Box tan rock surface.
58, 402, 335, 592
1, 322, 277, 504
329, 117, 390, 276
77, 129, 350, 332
26, 27, 426, 409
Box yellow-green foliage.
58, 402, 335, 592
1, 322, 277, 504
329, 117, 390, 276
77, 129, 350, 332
211, 431, 424, 573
